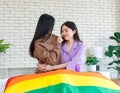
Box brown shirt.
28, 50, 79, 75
33, 34, 61, 73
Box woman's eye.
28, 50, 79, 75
65, 30, 68, 32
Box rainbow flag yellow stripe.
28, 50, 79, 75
4, 70, 120, 93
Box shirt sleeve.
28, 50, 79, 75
66, 43, 86, 72
33, 42, 61, 65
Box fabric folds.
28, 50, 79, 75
4, 70, 120, 93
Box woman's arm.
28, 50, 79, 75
37, 63, 46, 71
34, 42, 61, 65
34, 36, 63, 65
45, 63, 68, 71
65, 43, 86, 72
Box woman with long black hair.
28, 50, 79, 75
29, 14, 62, 73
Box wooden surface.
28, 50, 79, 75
111, 78, 120, 86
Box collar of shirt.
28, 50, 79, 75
61, 41, 80, 53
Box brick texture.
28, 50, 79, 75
0, 0, 120, 78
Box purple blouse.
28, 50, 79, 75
61, 41, 86, 72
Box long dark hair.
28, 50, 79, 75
29, 14, 55, 57
60, 21, 82, 43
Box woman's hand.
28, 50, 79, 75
37, 63, 53, 72
45, 65, 53, 71
57, 37, 63, 43
37, 63, 46, 72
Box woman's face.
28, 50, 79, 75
61, 25, 76, 41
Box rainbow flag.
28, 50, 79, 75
4, 70, 120, 93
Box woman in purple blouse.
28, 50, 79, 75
45, 21, 86, 72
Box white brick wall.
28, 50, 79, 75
0, 0, 120, 78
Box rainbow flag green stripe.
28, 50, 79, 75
4, 70, 120, 93
26, 83, 120, 93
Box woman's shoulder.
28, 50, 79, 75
76, 41, 85, 47
35, 34, 58, 43
34, 34, 59, 48
76, 41, 84, 45
34, 39, 42, 44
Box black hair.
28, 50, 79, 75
29, 14, 55, 57
60, 21, 82, 43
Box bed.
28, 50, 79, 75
3, 69, 120, 93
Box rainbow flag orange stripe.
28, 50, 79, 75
4, 70, 120, 93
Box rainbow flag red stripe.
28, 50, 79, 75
4, 70, 120, 93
